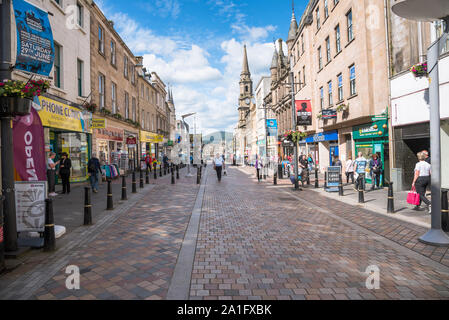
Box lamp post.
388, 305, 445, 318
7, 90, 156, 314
392, 0, 449, 246
182, 112, 196, 177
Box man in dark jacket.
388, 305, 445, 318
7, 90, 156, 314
88, 153, 103, 193
369, 153, 383, 190
59, 152, 72, 194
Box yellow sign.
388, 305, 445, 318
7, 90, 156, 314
37, 96, 92, 133
92, 118, 106, 129
140, 130, 163, 143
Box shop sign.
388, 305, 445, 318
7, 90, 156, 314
140, 130, 163, 143
353, 120, 388, 140
296, 100, 312, 126
13, 107, 46, 182
92, 119, 106, 129
126, 136, 137, 145
96, 127, 124, 142
321, 109, 337, 119
306, 130, 338, 143
35, 96, 92, 133
167, 140, 174, 146
13, 0, 55, 76
15, 181, 47, 232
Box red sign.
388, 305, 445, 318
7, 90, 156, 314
126, 136, 137, 145
96, 127, 124, 142
13, 107, 46, 182
296, 100, 312, 126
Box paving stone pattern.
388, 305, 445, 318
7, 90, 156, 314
190, 167, 449, 300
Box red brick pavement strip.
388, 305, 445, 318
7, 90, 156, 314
30, 172, 199, 300
265, 168, 449, 266
190, 167, 449, 300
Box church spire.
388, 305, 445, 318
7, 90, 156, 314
287, 2, 298, 43
241, 44, 250, 76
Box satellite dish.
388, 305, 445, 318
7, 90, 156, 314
392, 0, 449, 21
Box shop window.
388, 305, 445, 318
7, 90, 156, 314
56, 132, 88, 182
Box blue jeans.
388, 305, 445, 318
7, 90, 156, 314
90, 173, 99, 191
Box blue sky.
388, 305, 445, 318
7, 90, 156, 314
97, 0, 308, 134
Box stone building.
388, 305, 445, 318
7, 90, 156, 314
88, 1, 141, 170
268, 0, 390, 185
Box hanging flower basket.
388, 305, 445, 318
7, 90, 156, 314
0, 79, 50, 116
283, 130, 306, 144
410, 62, 428, 78
84, 103, 98, 113
0, 96, 33, 116
336, 103, 349, 113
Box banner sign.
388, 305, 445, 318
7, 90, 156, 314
326, 166, 341, 188
193, 134, 202, 165
267, 119, 278, 137
13, 106, 46, 182
140, 130, 163, 143
92, 118, 106, 129
36, 96, 92, 133
13, 0, 55, 76
321, 109, 337, 119
296, 100, 312, 126
15, 181, 47, 232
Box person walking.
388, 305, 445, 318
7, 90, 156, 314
345, 156, 355, 184
354, 152, 368, 191
88, 153, 102, 193
255, 156, 262, 182
412, 152, 432, 213
59, 152, 72, 194
422, 150, 431, 164
163, 154, 169, 171
369, 154, 383, 190
47, 152, 59, 197
214, 153, 225, 182
307, 154, 314, 172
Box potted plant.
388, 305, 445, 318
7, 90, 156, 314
0, 79, 50, 116
410, 62, 428, 78
100, 108, 112, 116
336, 103, 349, 113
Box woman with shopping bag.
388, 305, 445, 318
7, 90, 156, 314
409, 152, 432, 213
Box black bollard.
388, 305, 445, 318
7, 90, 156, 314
278, 164, 283, 179
160, 164, 162, 177
387, 182, 395, 214
132, 171, 137, 193
358, 179, 365, 204
324, 172, 328, 189
44, 199, 56, 252
140, 169, 144, 188
338, 173, 344, 196
154, 164, 157, 180
146, 167, 150, 184
107, 179, 114, 210
0, 196, 4, 272
197, 166, 200, 184
314, 169, 319, 188
442, 191, 448, 232
171, 164, 175, 184
274, 170, 277, 185
164, 166, 167, 176
121, 175, 128, 201
84, 187, 92, 226
176, 165, 180, 180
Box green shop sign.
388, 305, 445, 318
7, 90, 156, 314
353, 120, 388, 140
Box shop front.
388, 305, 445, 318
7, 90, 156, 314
36, 95, 92, 183
353, 119, 389, 186
95, 125, 124, 166
305, 130, 338, 170
139, 130, 163, 161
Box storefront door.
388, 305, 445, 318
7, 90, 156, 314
330, 145, 339, 166
355, 142, 387, 186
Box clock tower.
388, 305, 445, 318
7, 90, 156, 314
238, 45, 253, 128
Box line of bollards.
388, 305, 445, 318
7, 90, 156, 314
338, 173, 344, 196
171, 164, 175, 184
176, 165, 180, 180
107, 179, 114, 210
197, 165, 201, 184
132, 171, 137, 193
274, 170, 277, 185
164, 165, 167, 176
160, 164, 163, 177
146, 167, 150, 184
314, 169, 319, 188
140, 169, 144, 189
84, 187, 92, 226
122, 175, 128, 201
358, 177, 365, 204
324, 172, 328, 190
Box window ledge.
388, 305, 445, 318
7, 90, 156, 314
331, 1, 339, 12
345, 37, 355, 48
50, 0, 65, 15
76, 25, 87, 35
347, 93, 358, 100
50, 86, 67, 95
325, 60, 332, 67
334, 50, 342, 59
98, 51, 106, 59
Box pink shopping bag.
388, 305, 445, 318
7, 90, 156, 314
407, 187, 421, 206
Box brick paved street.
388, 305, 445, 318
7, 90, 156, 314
1, 165, 449, 300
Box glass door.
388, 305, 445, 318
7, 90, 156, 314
56, 132, 89, 183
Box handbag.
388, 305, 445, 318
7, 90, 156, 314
407, 187, 421, 206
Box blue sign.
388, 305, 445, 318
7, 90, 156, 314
267, 119, 278, 137
306, 130, 338, 143
13, 0, 55, 76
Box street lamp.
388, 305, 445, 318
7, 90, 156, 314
392, 0, 449, 246
181, 112, 197, 176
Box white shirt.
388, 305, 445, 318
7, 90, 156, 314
47, 158, 55, 170
345, 160, 355, 172
415, 161, 431, 177
214, 157, 224, 166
